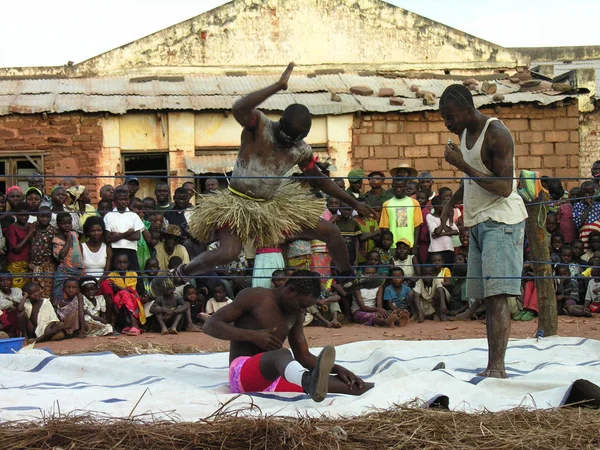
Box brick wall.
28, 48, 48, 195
351, 102, 581, 191
0, 113, 103, 201
580, 107, 600, 181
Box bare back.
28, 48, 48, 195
229, 112, 313, 200
229, 287, 301, 363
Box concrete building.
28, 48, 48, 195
0, 0, 592, 198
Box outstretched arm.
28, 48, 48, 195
232, 62, 295, 127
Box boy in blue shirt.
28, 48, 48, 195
383, 267, 412, 323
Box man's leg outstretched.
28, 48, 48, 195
181, 227, 243, 277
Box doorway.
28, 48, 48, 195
122, 152, 169, 199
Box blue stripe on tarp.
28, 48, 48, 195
0, 406, 41, 411
99, 398, 127, 403
3, 376, 164, 390
177, 363, 229, 370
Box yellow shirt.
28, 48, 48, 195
108, 271, 138, 290
379, 196, 423, 248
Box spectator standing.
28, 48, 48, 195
379, 178, 422, 252
52, 213, 84, 305
103, 186, 145, 271
417, 172, 436, 201
99, 185, 115, 203
364, 171, 393, 212
346, 169, 367, 203
81, 216, 111, 281
6, 186, 24, 212
126, 177, 140, 199
68, 185, 97, 227
29, 206, 56, 299
50, 186, 82, 235
25, 187, 43, 223
5, 203, 34, 288
164, 187, 192, 233
28, 173, 51, 206
154, 182, 172, 211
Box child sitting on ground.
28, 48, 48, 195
197, 282, 233, 325
0, 272, 23, 336
80, 277, 113, 336
56, 278, 86, 339
412, 265, 449, 322
383, 267, 412, 324
351, 266, 404, 327
375, 230, 396, 266
18, 282, 65, 342
392, 238, 419, 283
362, 250, 389, 277
101, 253, 145, 336
150, 277, 194, 334
183, 284, 205, 325
307, 278, 343, 328
581, 262, 600, 317
554, 264, 582, 316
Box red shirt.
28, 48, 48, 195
5, 224, 30, 264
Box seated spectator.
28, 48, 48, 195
375, 230, 395, 266
79, 277, 113, 336
154, 182, 172, 210
99, 185, 115, 203
5, 202, 34, 288
426, 195, 459, 265
18, 282, 65, 342
182, 284, 205, 325
383, 267, 412, 318
139, 257, 160, 304
253, 244, 284, 288
554, 264, 581, 316
336, 203, 361, 267
391, 238, 418, 281
307, 279, 343, 328
101, 253, 145, 336
0, 272, 22, 336
68, 185, 97, 227
104, 186, 145, 271
285, 237, 312, 270
52, 213, 84, 305
581, 231, 600, 263
412, 265, 448, 322
56, 278, 85, 339
155, 225, 190, 271
81, 216, 111, 281
29, 206, 56, 299
550, 233, 564, 263
582, 262, 600, 316
351, 266, 403, 327
364, 250, 389, 276
50, 186, 82, 235
559, 245, 581, 278
150, 277, 196, 334
197, 282, 232, 325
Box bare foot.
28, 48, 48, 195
160, 328, 169, 335
477, 368, 508, 378
332, 321, 342, 329
410, 314, 418, 322
439, 315, 452, 322
185, 325, 202, 332
418, 312, 424, 323
325, 320, 333, 328
168, 328, 178, 335
434, 315, 440, 322
455, 310, 473, 321
387, 311, 396, 328
397, 310, 410, 327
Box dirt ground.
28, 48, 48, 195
42, 316, 600, 355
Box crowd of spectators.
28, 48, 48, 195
0, 164, 598, 342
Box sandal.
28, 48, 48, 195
127, 327, 142, 336
520, 311, 536, 321
122, 327, 131, 334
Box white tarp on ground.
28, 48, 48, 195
1, 337, 599, 422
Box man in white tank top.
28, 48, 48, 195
439, 84, 528, 379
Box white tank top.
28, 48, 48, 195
460, 118, 528, 227
82, 242, 107, 279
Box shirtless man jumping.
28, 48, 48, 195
203, 270, 373, 401
184, 63, 381, 293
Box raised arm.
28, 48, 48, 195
232, 62, 295, 127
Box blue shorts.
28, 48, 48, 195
466, 219, 525, 299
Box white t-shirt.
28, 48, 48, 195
352, 287, 379, 312
206, 298, 233, 314
103, 208, 145, 251
426, 214, 460, 253
585, 279, 600, 304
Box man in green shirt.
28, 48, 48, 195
364, 171, 393, 213
346, 169, 366, 203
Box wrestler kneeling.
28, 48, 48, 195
204, 270, 374, 402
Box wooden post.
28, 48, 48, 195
524, 191, 558, 336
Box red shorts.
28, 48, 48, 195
229, 353, 303, 393
590, 303, 600, 313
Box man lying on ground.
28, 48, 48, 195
203, 270, 374, 402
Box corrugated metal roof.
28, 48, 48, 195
0, 74, 576, 116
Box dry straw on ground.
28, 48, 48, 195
52, 340, 230, 357
0, 404, 599, 450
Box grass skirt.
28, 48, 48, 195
188, 180, 325, 248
